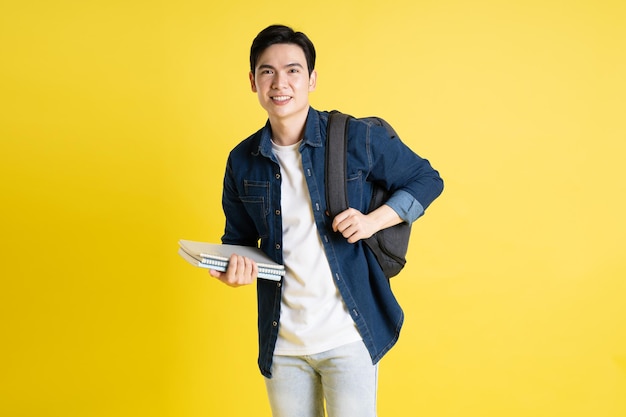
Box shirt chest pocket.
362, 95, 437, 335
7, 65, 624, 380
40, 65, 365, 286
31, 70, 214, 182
346, 170, 364, 210
240, 180, 270, 238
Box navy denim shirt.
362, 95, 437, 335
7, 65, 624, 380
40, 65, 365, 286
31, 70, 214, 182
221, 107, 443, 377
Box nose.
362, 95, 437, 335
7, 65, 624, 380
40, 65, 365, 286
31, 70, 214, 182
271, 72, 286, 89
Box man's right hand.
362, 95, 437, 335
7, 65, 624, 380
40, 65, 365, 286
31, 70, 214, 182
209, 253, 258, 287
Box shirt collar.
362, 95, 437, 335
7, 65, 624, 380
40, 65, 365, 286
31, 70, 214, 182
258, 107, 323, 158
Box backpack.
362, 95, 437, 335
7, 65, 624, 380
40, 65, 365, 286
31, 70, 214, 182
325, 110, 412, 278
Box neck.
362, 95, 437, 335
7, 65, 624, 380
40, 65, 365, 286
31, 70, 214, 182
268, 106, 309, 146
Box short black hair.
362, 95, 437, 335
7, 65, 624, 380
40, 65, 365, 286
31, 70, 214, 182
250, 25, 316, 75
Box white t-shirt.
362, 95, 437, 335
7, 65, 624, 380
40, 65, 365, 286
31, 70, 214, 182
271, 140, 362, 356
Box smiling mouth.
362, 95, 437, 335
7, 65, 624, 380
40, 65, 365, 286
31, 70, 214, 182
271, 96, 291, 103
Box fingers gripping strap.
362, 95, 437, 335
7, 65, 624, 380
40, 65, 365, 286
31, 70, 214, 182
325, 111, 351, 218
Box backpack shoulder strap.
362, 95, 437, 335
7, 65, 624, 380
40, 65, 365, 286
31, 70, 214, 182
325, 111, 351, 218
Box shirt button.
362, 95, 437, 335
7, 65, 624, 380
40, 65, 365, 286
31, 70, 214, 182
272, 321, 278, 327
275, 243, 281, 250
275, 173, 281, 179
275, 209, 281, 215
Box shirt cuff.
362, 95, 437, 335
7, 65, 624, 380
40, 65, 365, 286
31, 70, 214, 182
385, 190, 424, 224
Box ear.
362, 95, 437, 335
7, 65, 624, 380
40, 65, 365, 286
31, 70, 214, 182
308, 70, 317, 92
249, 71, 257, 93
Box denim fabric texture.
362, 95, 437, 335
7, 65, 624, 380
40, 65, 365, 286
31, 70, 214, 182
264, 341, 378, 417
221, 107, 444, 377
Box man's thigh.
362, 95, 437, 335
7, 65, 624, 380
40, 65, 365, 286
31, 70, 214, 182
264, 354, 325, 417
264, 342, 377, 417
315, 341, 378, 417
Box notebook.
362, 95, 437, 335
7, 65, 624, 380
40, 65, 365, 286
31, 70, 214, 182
178, 239, 285, 281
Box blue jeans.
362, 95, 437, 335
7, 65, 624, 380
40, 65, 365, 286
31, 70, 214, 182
264, 341, 378, 417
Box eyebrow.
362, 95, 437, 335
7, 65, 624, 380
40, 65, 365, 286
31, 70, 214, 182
257, 62, 305, 71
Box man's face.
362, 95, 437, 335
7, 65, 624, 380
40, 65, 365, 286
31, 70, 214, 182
249, 43, 317, 123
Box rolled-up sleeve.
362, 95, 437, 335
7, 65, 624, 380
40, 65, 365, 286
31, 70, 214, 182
366, 123, 444, 220
385, 189, 424, 223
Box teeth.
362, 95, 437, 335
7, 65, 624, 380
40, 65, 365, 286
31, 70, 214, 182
272, 96, 290, 102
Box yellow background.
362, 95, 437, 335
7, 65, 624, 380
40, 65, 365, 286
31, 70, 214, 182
1, 1, 625, 416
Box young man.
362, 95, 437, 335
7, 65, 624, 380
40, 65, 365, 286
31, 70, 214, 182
210, 24, 443, 417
